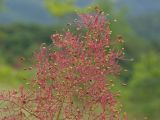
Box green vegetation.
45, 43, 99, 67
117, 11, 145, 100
125, 51, 160, 120
44, 0, 94, 16
0, 24, 62, 64
129, 12, 160, 52
0, 57, 34, 88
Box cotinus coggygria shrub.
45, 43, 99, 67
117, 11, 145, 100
0, 11, 127, 120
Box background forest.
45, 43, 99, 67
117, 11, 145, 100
0, 0, 160, 119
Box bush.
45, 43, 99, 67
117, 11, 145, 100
0, 11, 127, 120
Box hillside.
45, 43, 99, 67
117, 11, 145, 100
0, 0, 160, 24
116, 0, 160, 16
0, 0, 159, 44
0, 0, 55, 24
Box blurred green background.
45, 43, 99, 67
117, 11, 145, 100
0, 0, 159, 119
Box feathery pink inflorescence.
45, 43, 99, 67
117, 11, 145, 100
0, 12, 126, 120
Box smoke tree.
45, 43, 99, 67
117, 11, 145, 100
0, 10, 127, 120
